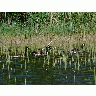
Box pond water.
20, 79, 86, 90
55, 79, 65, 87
0, 49, 96, 85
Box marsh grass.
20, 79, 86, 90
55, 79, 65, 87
0, 13, 96, 75
0, 33, 96, 54
1, 33, 96, 75
1, 12, 96, 84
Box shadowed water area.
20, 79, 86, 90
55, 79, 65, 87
0, 45, 96, 85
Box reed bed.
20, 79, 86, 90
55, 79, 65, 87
0, 12, 96, 81
0, 33, 96, 52
1, 33, 96, 74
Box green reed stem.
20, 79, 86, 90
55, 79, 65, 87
94, 67, 95, 78
74, 73, 75, 83
75, 63, 76, 70
95, 76, 96, 85
25, 60, 26, 70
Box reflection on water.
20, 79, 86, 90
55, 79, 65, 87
0, 48, 96, 85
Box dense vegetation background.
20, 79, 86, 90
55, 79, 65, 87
0, 12, 96, 37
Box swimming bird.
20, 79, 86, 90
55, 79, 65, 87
12, 46, 29, 58
45, 44, 52, 55
32, 47, 48, 57
31, 44, 52, 56
70, 43, 85, 54
31, 40, 52, 56
32, 50, 46, 56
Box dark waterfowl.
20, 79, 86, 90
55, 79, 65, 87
45, 41, 52, 54
70, 48, 80, 53
46, 44, 51, 50
81, 43, 85, 49
32, 44, 52, 56
70, 43, 85, 54
46, 44, 52, 54
12, 54, 22, 58
32, 50, 47, 56
12, 46, 29, 58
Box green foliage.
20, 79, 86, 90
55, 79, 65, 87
0, 12, 96, 36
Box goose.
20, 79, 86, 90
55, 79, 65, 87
12, 46, 29, 58
32, 50, 46, 56
32, 44, 52, 56
70, 43, 85, 54
45, 44, 52, 55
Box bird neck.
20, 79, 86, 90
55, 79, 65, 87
25, 47, 28, 57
